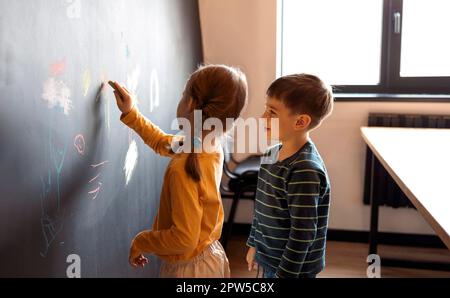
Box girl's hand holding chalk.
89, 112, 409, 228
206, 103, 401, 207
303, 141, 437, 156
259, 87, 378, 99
109, 80, 134, 115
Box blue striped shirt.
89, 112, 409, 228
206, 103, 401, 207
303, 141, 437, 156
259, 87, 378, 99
247, 141, 331, 278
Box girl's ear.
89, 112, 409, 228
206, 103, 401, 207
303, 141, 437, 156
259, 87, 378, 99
294, 114, 311, 130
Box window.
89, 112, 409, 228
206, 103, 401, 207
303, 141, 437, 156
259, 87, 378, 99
281, 0, 450, 94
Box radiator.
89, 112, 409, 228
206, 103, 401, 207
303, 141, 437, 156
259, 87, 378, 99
363, 113, 450, 208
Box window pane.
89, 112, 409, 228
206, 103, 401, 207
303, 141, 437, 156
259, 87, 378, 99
282, 0, 383, 85
400, 0, 450, 77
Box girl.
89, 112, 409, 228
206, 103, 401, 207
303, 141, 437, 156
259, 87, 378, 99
110, 65, 247, 278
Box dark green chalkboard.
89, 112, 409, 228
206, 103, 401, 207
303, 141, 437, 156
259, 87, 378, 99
0, 0, 203, 277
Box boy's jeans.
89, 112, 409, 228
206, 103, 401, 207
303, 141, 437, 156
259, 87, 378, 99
260, 265, 317, 278
262, 266, 277, 278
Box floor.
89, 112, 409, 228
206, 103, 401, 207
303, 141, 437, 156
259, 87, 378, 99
226, 235, 450, 278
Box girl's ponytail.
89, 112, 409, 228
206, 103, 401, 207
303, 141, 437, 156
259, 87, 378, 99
185, 152, 201, 182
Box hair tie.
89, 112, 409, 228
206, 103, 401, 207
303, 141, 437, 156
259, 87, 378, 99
193, 136, 202, 149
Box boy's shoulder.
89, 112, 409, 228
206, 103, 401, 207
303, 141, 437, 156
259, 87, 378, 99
263, 141, 325, 170
290, 141, 325, 168
260, 141, 329, 181
285, 142, 329, 182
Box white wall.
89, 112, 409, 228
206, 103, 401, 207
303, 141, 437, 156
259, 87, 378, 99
198, 0, 450, 235
198, 0, 277, 120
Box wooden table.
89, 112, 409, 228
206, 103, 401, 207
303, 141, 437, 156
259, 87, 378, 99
361, 127, 450, 270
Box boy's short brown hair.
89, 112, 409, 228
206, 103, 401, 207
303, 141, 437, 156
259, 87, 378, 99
266, 74, 334, 129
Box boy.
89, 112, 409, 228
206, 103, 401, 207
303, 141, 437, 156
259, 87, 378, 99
246, 74, 333, 278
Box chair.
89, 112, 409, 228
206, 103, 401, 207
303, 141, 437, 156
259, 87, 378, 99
219, 147, 261, 250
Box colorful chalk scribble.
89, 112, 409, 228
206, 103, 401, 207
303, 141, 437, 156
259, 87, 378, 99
82, 69, 91, 97
73, 134, 85, 155
149, 69, 160, 113
39, 132, 67, 257
124, 140, 138, 185
88, 161, 108, 200
88, 182, 103, 200
91, 160, 109, 168
50, 59, 66, 76
42, 77, 73, 115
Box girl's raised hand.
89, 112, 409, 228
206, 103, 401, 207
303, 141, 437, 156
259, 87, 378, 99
109, 81, 134, 114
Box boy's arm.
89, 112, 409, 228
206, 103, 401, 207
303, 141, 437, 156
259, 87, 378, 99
130, 169, 202, 255
276, 168, 321, 278
246, 214, 258, 247
121, 107, 175, 157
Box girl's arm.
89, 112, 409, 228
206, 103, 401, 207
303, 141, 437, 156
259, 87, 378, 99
121, 107, 174, 157
110, 81, 174, 157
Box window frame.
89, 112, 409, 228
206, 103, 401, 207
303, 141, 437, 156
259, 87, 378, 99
280, 0, 450, 95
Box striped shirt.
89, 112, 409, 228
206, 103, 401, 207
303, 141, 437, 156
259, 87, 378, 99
247, 141, 331, 278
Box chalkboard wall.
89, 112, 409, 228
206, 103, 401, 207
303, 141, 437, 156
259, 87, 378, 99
0, 0, 203, 277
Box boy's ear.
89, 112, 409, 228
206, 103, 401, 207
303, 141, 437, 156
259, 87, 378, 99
294, 114, 311, 130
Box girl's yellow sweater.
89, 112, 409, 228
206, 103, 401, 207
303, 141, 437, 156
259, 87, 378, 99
121, 107, 225, 262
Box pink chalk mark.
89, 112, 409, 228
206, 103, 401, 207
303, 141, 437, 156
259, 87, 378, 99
91, 160, 109, 168
50, 59, 66, 76
88, 182, 102, 200
89, 173, 101, 183
74, 134, 85, 155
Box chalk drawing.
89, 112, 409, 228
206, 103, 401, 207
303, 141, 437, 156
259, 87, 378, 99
39, 132, 67, 257
88, 161, 108, 200
73, 134, 85, 155
126, 66, 141, 106
149, 69, 160, 113
42, 77, 73, 115
91, 160, 109, 168
89, 173, 100, 183
39, 171, 63, 257
50, 59, 66, 76
88, 182, 102, 200
82, 69, 91, 97
50, 137, 67, 212
94, 75, 111, 136
66, 0, 81, 19
126, 45, 131, 59
105, 95, 110, 135
124, 140, 138, 185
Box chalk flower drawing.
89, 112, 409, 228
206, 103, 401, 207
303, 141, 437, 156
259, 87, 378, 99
42, 77, 73, 115
124, 140, 138, 185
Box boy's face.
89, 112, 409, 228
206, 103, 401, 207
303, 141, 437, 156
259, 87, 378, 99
262, 97, 311, 142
